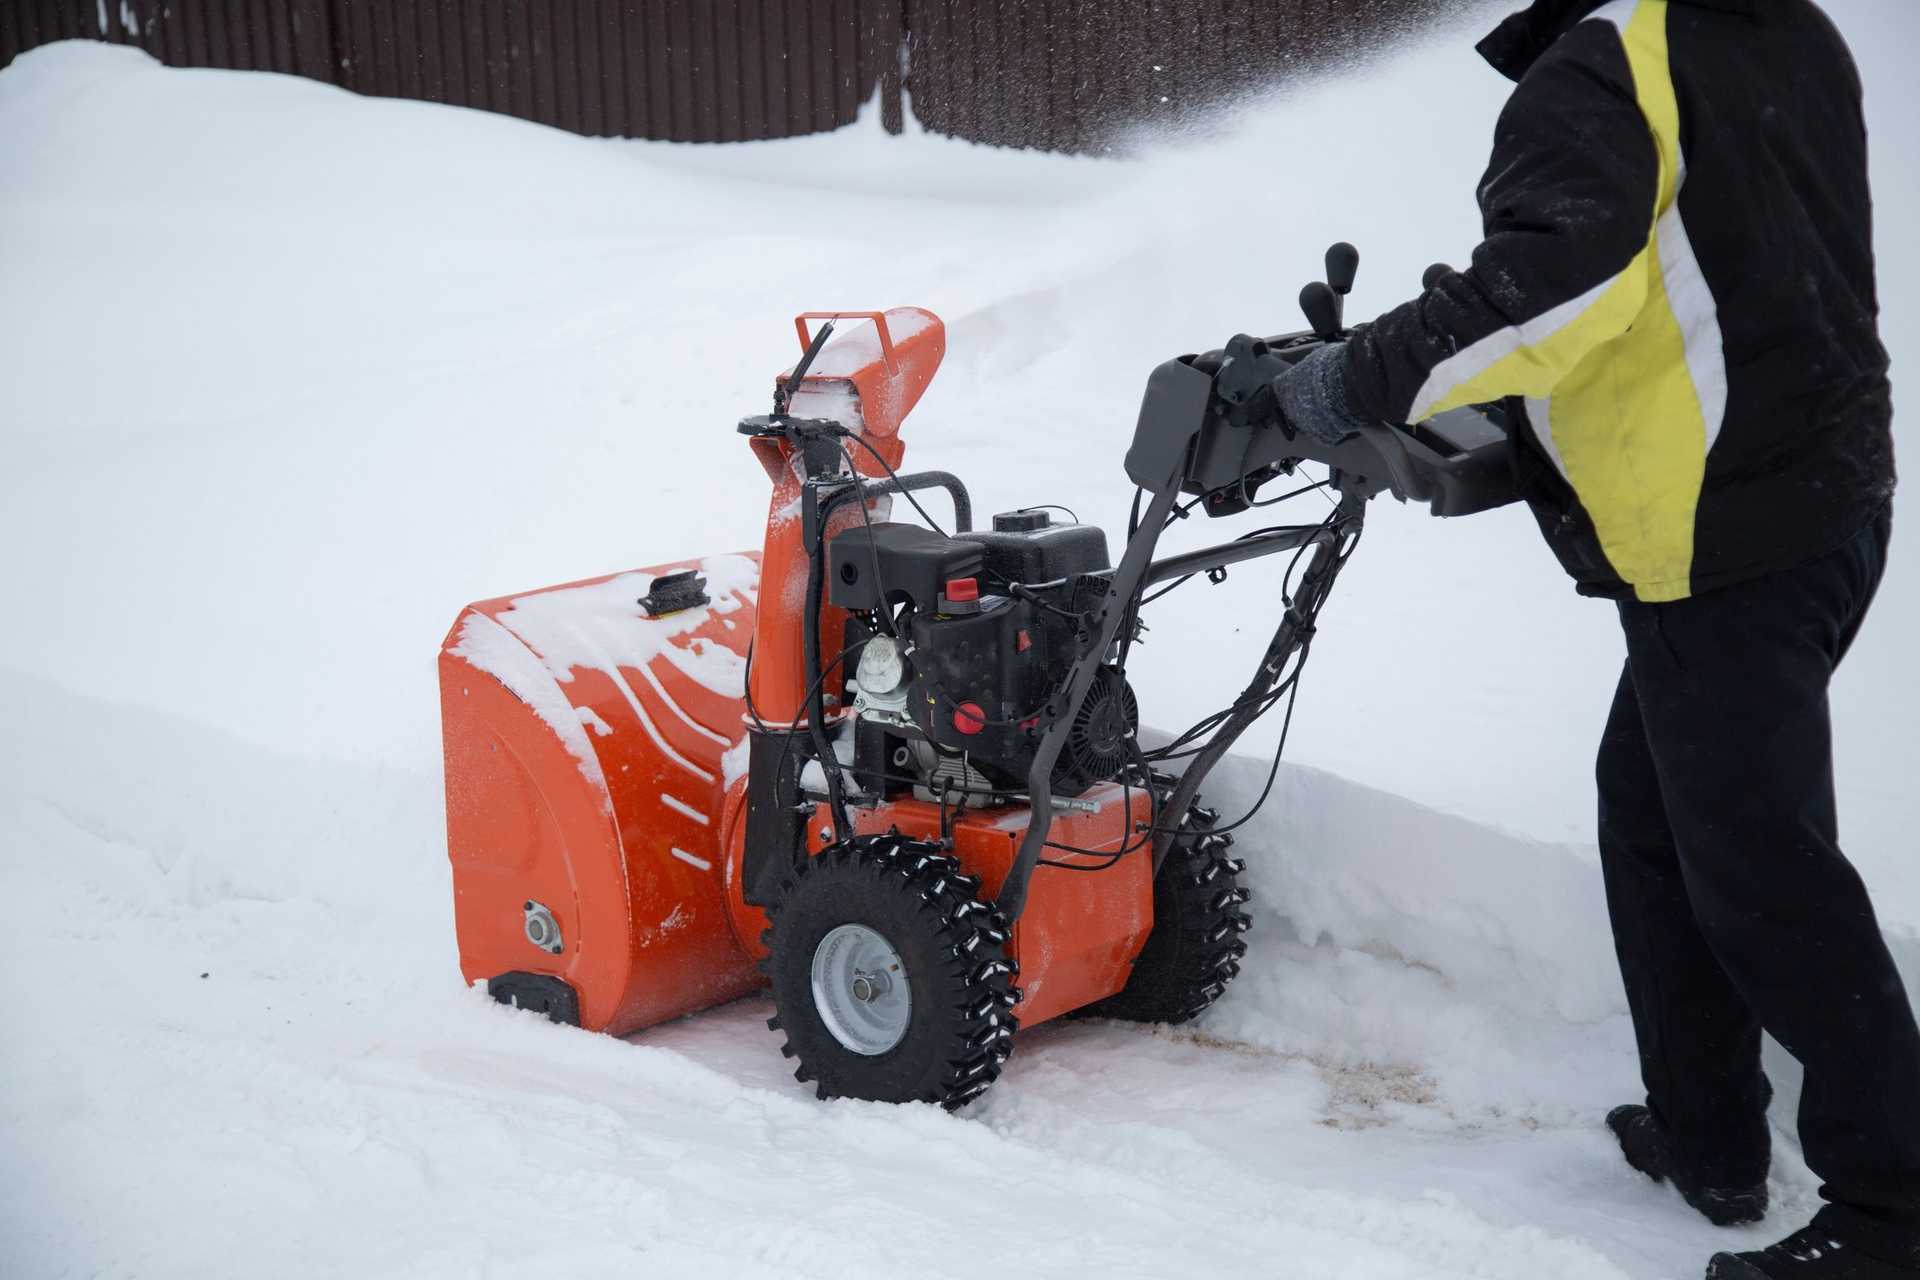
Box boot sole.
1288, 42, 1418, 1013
1689, 1189, 1768, 1229
1607, 1107, 1767, 1228
1697, 1197, 1766, 1235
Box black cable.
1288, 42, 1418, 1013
1250, 477, 1332, 508
837, 430, 953, 538
742, 639, 775, 737
1003, 581, 1090, 624
1184, 651, 1307, 843
800, 486, 853, 841
805, 434, 977, 835
1136, 513, 1340, 763
1188, 519, 1364, 841
1040, 773, 1136, 861
1138, 573, 1196, 607
836, 441, 899, 638
1143, 672, 1299, 764
928, 684, 1051, 731
1132, 505, 1358, 781
1141, 655, 1307, 763
1019, 503, 1080, 524
1166, 494, 1205, 526
771, 638, 869, 817
1039, 768, 1150, 863
1038, 739, 1164, 866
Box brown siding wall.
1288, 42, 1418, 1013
1, 1, 1438, 153
905, 0, 1443, 152
322, 1, 899, 141
4, 0, 336, 78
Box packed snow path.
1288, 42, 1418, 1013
3, 5, 1917, 1275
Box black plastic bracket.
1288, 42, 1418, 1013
638, 570, 710, 617
487, 972, 581, 1025
742, 727, 811, 907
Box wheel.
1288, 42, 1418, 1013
1083, 799, 1252, 1024
762, 833, 1020, 1109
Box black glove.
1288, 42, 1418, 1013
1270, 343, 1373, 446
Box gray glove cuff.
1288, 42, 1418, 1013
1273, 343, 1374, 446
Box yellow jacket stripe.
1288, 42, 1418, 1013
1346, 0, 1892, 602
1404, 0, 1729, 602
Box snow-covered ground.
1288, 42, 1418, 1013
2, 4, 1916, 1275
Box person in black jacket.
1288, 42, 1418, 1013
1271, 1, 1916, 1276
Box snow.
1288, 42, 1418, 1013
721, 735, 753, 786
489, 556, 758, 707
3, 3, 1918, 1275
796, 308, 935, 378
450, 554, 759, 792
669, 847, 714, 873
448, 610, 610, 803
659, 793, 712, 826
785, 379, 865, 430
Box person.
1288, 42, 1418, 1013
1268, 0, 1917, 1276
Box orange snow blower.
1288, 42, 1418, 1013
441, 247, 1517, 1108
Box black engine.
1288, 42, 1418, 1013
828, 509, 1134, 798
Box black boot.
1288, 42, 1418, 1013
1708, 1221, 1920, 1278
1610, 1104, 1768, 1226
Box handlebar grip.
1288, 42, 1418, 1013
1299, 283, 1342, 340
1325, 242, 1360, 296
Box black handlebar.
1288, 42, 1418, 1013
1126, 331, 1518, 521
996, 244, 1521, 926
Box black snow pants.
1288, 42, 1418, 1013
1597, 502, 1920, 1251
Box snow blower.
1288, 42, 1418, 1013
439, 246, 1517, 1108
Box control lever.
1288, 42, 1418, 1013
1301, 242, 1360, 337
1325, 241, 1359, 323
1299, 281, 1342, 340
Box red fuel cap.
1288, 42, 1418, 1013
952, 701, 987, 736
943, 576, 980, 603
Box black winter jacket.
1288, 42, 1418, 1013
1342, 0, 1894, 602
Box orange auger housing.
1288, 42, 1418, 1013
439, 307, 1156, 1049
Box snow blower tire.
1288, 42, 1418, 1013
1084, 801, 1252, 1025
762, 833, 1020, 1110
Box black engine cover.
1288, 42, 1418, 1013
832, 514, 1128, 795
829, 513, 1110, 614
909, 597, 1049, 778
968, 510, 1111, 586
828, 523, 984, 612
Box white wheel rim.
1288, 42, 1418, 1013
810, 923, 911, 1056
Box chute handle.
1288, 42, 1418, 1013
793, 311, 897, 376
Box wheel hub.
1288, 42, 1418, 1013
810, 924, 910, 1056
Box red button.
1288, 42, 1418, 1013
944, 576, 979, 603
953, 701, 987, 736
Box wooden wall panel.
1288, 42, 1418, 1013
1, 1, 1440, 154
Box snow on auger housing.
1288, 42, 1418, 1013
439, 245, 1518, 1109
